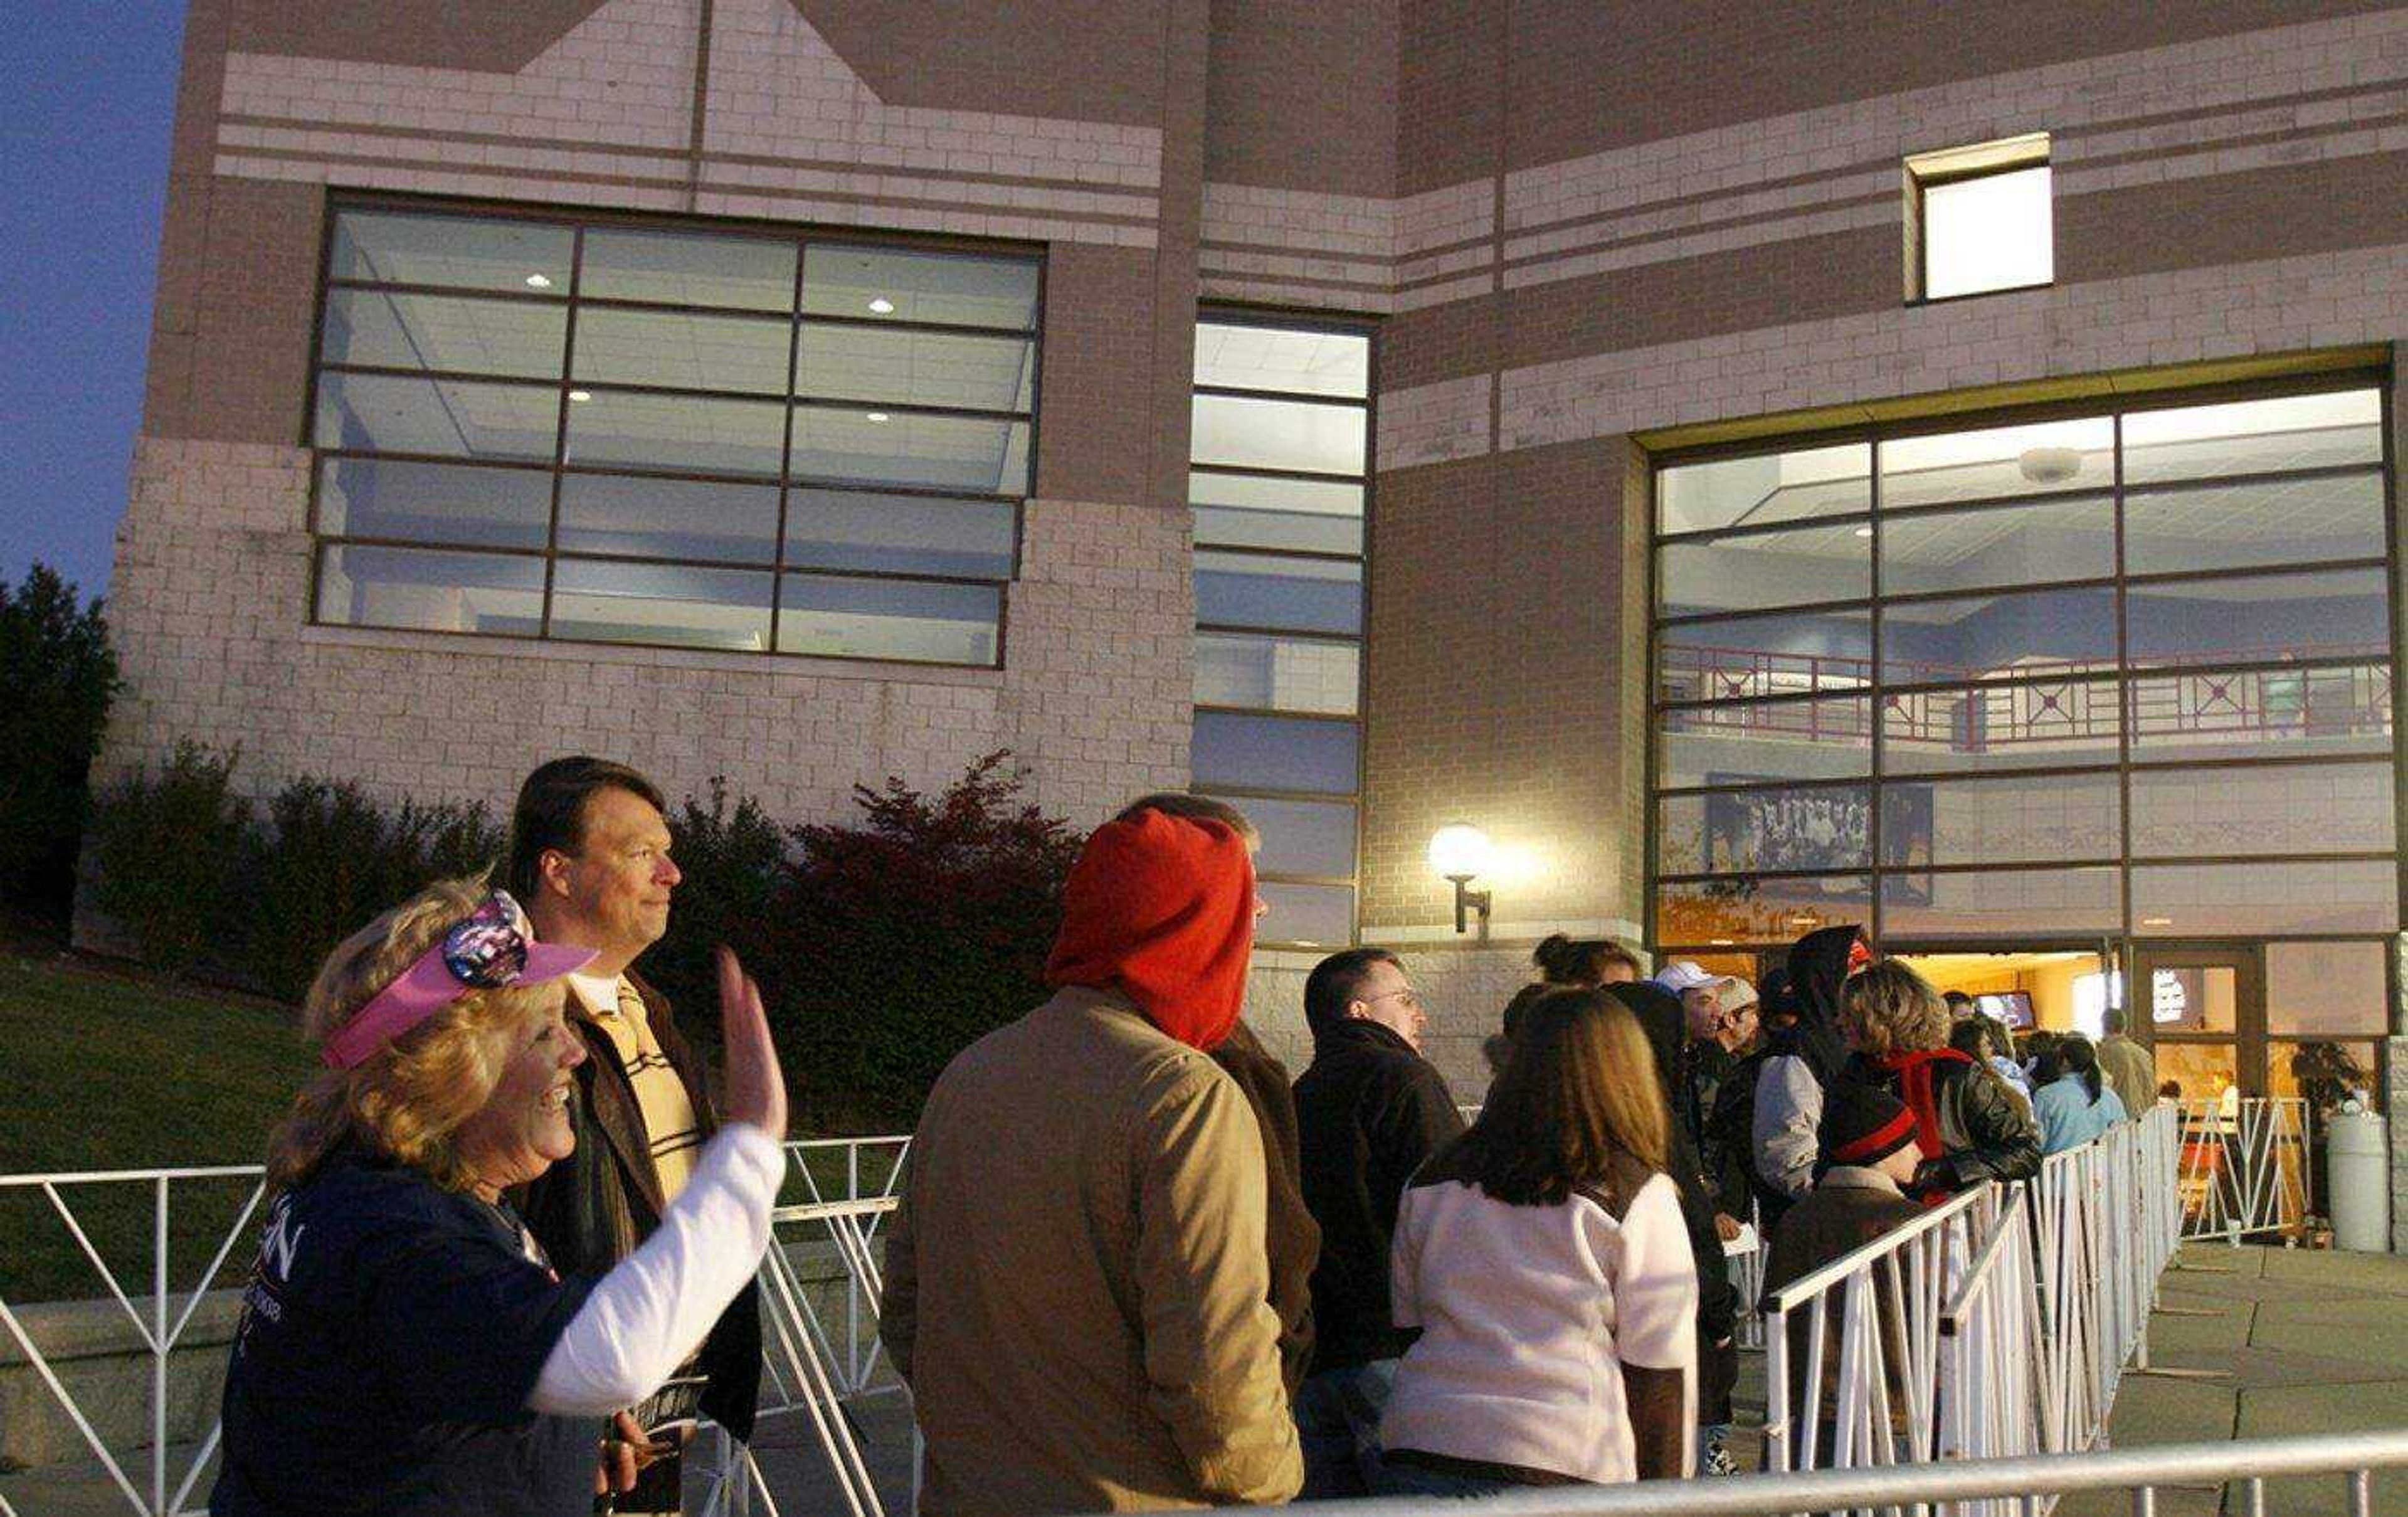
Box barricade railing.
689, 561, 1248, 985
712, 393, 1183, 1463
2177, 1096, 2308, 1243
0, 1164, 267, 1517
1245, 1428, 2408, 1515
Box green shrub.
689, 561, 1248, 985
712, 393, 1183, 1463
647, 778, 789, 1030
88, 741, 253, 976
0, 565, 121, 924
239, 780, 506, 1002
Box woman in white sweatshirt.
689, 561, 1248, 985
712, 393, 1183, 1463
210, 881, 787, 1517
1375, 986, 1697, 1495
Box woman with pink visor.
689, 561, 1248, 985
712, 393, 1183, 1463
209, 879, 788, 1516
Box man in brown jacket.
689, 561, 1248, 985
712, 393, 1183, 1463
882, 808, 1302, 1516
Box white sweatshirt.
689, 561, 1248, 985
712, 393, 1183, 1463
529, 1123, 783, 1415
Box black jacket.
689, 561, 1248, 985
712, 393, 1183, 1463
1608, 985, 1740, 1377
510, 973, 763, 1441
1292, 1020, 1466, 1372
1848, 1049, 2042, 1196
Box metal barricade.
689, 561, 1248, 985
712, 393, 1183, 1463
2178, 1096, 2309, 1244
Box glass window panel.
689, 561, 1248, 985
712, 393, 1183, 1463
320, 289, 567, 379
2122, 389, 2382, 484
2130, 761, 2394, 858
314, 373, 560, 462
1191, 393, 1368, 477
315, 457, 552, 550
2128, 663, 2392, 759
1880, 416, 2110, 508
790, 407, 1028, 494
556, 473, 779, 564
1656, 608, 1873, 702
1195, 552, 1361, 635
1191, 471, 1362, 553
2150, 1041, 2236, 1103
1195, 632, 1360, 714
1659, 520, 1869, 617
1211, 796, 1357, 877
1883, 679, 2123, 774
1879, 494, 2113, 597
549, 559, 773, 652
1656, 875, 1873, 948
314, 543, 545, 634
783, 489, 1015, 579
1921, 164, 2052, 300
1879, 865, 2121, 939
801, 244, 1039, 330
1258, 881, 1354, 947
2144, 966, 2237, 1033
1659, 785, 1871, 876
571, 307, 792, 394
1195, 324, 1369, 398
775, 574, 1001, 665
1657, 695, 1873, 788
578, 228, 796, 311
328, 209, 572, 294
2268, 1039, 2384, 1104
2125, 568, 2389, 669
2266, 941, 2388, 1037
2135, 860, 2399, 935
796, 324, 1034, 413
565, 390, 784, 478
1889, 772, 2120, 868
1657, 443, 1869, 537
1881, 584, 2118, 684
1191, 711, 1358, 793
2124, 471, 2385, 578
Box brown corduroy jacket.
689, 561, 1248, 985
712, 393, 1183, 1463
1212, 1020, 1322, 1396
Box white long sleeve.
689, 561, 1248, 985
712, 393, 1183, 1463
529, 1123, 784, 1415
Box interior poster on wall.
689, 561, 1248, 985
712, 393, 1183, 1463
1703, 780, 1933, 905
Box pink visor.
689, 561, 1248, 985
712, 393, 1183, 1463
321, 890, 597, 1069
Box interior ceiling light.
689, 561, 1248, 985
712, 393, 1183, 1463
2018, 445, 2082, 483
568, 389, 592, 403
525, 273, 553, 288
1854, 526, 1874, 538
867, 411, 889, 423
869, 296, 895, 314
2141, 916, 2172, 926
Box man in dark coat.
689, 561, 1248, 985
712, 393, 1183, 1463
1291, 949, 1465, 1498
505, 757, 761, 1515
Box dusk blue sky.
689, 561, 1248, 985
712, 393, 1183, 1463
3, 3, 188, 601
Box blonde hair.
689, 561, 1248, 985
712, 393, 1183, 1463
1842, 959, 1950, 1059
265, 877, 556, 1196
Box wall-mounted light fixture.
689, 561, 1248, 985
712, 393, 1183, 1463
1428, 823, 1494, 938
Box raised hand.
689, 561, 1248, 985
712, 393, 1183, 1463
716, 945, 788, 1143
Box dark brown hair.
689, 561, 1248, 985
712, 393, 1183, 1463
1531, 933, 1642, 986
1437, 987, 1669, 1209
504, 756, 667, 903
1304, 947, 1402, 1037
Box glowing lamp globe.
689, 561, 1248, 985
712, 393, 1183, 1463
1428, 824, 1494, 882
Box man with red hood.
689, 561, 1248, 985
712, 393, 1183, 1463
880, 808, 1302, 1515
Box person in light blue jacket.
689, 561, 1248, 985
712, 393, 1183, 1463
2030, 1034, 2128, 1155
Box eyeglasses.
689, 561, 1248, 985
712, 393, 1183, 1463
1364, 988, 1423, 1012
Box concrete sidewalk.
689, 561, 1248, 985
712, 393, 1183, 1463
2059, 1242, 2408, 1516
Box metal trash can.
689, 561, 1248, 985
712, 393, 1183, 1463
2327, 1102, 2390, 1253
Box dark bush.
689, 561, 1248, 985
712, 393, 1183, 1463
240, 780, 507, 1003
88, 741, 253, 977
648, 778, 790, 1029
758, 753, 1080, 1131
0, 565, 121, 925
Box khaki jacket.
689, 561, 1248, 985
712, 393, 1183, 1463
881, 986, 1302, 1516
2098, 1035, 2158, 1120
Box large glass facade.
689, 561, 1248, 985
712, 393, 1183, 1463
309, 203, 1039, 666
1190, 317, 1372, 949
1650, 382, 2397, 954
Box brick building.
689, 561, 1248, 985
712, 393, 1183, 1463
104, 3, 2408, 1234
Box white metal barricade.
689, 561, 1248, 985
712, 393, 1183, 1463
2178, 1096, 2308, 1244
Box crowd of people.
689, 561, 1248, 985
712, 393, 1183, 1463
204, 772, 2164, 1514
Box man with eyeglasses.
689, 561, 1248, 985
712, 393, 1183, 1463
1291, 949, 1467, 1498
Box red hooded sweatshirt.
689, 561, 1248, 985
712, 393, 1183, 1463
1043, 809, 1256, 1052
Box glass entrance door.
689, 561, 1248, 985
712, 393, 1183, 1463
2130, 943, 2261, 1103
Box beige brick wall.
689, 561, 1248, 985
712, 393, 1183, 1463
90, 438, 1192, 889
1242, 943, 1529, 1107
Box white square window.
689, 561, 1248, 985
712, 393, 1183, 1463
1906, 135, 2052, 302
